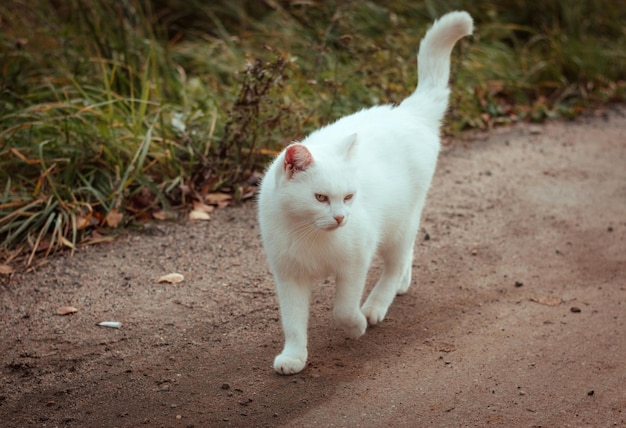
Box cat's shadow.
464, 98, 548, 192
306, 288, 435, 377
241, 284, 459, 422
204, 260, 475, 425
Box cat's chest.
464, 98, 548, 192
280, 232, 352, 278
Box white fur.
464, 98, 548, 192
258, 11, 473, 375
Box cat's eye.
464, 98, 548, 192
344, 194, 354, 202
315, 193, 329, 203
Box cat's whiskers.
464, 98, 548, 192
289, 218, 321, 246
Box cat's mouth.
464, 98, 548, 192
318, 222, 344, 232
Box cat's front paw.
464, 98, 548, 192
274, 352, 307, 375
362, 302, 388, 325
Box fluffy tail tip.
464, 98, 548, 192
441, 11, 474, 36
415, 10, 473, 92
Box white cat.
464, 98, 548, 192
258, 11, 473, 375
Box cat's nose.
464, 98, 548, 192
333, 215, 344, 224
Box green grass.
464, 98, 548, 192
1, 0, 625, 268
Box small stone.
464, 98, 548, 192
570, 307, 582, 313
515, 281, 524, 288
587, 390, 594, 396
221, 383, 230, 390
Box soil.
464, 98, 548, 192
1, 106, 625, 428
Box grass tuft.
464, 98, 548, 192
1, 0, 625, 268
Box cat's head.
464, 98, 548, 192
277, 134, 357, 232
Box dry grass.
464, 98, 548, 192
1, 0, 625, 269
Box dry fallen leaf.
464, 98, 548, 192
530, 296, 562, 307
189, 210, 211, 221
36, 240, 51, 252
0, 264, 14, 275
240, 185, 257, 200
152, 210, 178, 221
205, 192, 232, 207
106, 208, 124, 228
157, 273, 184, 284
57, 306, 78, 315
75, 213, 92, 230
189, 201, 214, 220
193, 200, 215, 213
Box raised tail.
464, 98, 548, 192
417, 11, 473, 92
400, 11, 473, 124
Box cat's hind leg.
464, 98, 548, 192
396, 246, 414, 295
273, 277, 312, 375
362, 237, 416, 325
334, 265, 369, 339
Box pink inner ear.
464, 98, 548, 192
284, 144, 313, 178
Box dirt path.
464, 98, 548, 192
2, 106, 625, 427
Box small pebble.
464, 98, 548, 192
587, 390, 594, 396
515, 281, 524, 288
570, 307, 582, 313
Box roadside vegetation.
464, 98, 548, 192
1, 0, 625, 269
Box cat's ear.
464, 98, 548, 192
340, 133, 357, 160
284, 144, 313, 179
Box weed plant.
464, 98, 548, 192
1, 0, 625, 268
